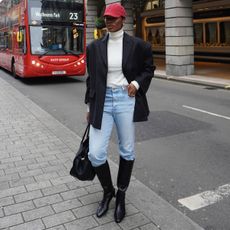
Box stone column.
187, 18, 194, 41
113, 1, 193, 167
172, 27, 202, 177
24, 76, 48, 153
122, 1, 134, 36
165, 0, 194, 76
85, 0, 98, 44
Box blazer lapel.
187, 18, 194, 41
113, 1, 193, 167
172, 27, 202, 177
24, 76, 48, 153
99, 34, 109, 67
98, 32, 133, 70
122, 33, 133, 69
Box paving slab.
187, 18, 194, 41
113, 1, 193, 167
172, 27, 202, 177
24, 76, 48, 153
0, 77, 203, 230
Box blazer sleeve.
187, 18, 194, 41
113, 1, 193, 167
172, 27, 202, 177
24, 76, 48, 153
135, 42, 155, 94
84, 45, 90, 104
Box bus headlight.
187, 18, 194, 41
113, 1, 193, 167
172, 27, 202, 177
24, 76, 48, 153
31, 60, 42, 67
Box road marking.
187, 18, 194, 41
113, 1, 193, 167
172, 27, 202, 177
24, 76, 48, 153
178, 183, 230, 211
183, 105, 230, 120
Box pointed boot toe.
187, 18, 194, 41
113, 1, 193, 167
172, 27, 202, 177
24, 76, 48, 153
114, 190, 126, 223
96, 188, 115, 218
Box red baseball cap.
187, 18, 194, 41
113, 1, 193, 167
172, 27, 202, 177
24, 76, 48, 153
104, 3, 126, 18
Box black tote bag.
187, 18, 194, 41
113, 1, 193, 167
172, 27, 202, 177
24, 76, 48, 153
70, 124, 95, 181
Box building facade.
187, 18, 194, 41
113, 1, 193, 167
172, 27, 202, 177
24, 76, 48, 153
86, 0, 230, 76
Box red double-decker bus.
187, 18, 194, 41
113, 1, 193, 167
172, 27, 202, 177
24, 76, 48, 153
0, 0, 86, 78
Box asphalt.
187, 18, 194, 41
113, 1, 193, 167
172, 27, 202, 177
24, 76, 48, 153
2, 67, 229, 230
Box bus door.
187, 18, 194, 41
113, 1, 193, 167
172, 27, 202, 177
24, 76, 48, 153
15, 26, 26, 75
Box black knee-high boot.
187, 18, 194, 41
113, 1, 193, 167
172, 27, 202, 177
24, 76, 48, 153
94, 161, 115, 218
114, 157, 134, 223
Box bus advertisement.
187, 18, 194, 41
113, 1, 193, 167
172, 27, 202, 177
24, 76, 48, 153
0, 0, 86, 78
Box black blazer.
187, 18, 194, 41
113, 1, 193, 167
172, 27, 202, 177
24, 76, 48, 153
85, 32, 155, 129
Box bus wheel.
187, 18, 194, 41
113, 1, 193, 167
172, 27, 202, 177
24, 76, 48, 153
11, 62, 18, 79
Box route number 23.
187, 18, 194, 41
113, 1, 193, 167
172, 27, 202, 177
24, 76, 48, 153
69, 13, 78, 20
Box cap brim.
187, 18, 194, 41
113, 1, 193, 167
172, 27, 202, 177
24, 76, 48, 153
103, 13, 120, 18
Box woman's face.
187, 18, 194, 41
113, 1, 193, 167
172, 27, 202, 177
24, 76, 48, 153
104, 16, 124, 32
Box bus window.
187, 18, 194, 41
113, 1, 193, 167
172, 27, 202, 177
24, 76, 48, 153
8, 31, 13, 50
194, 23, 203, 47
0, 32, 5, 50
205, 22, 217, 46
220, 21, 230, 47
13, 0, 20, 6
71, 27, 83, 53
18, 27, 26, 54
3, 31, 11, 50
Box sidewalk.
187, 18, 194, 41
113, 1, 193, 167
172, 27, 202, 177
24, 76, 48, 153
0, 77, 204, 230
154, 60, 230, 89
155, 70, 230, 89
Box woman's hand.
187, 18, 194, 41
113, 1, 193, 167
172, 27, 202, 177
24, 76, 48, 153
127, 83, 137, 97
86, 112, 90, 123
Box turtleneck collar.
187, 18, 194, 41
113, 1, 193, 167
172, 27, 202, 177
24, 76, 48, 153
109, 28, 124, 40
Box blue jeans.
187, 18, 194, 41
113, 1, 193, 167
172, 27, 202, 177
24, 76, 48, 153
88, 87, 135, 167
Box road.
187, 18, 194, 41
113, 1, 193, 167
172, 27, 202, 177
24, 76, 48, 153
1, 69, 230, 230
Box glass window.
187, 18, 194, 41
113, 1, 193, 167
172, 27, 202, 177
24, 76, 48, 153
145, 2, 152, 11
146, 26, 165, 47
18, 26, 26, 53
12, 0, 20, 6
6, 31, 12, 50
144, 0, 165, 11
205, 22, 217, 46
194, 23, 203, 46
30, 26, 84, 55
0, 32, 5, 50
220, 21, 230, 46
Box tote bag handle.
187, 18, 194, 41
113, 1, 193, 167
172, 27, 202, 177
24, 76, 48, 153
81, 123, 90, 143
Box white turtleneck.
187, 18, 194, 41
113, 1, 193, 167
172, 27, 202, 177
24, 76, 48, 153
107, 28, 139, 90
107, 29, 127, 88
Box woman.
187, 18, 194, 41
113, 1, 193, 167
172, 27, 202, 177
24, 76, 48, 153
85, 3, 155, 223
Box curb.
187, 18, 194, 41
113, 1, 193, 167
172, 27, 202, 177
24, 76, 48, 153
154, 73, 230, 90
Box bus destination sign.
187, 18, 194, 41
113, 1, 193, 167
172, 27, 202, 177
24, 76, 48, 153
30, 8, 83, 23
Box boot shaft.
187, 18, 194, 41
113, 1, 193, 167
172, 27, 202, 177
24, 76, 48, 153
117, 157, 134, 191
94, 161, 114, 193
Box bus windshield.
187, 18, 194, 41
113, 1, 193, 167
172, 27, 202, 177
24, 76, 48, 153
30, 26, 84, 55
